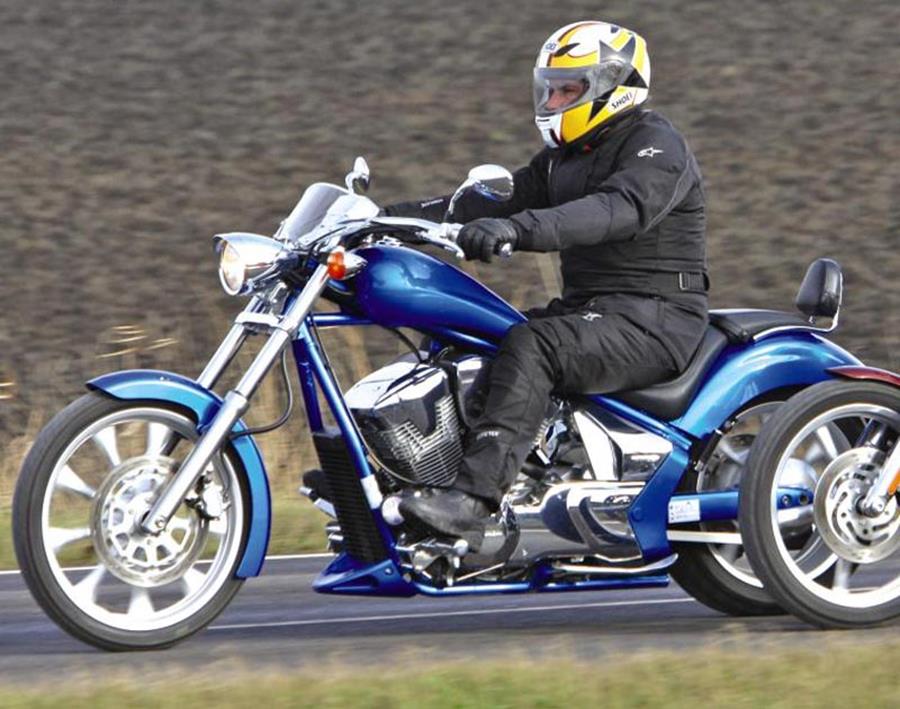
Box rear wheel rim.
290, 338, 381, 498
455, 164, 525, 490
699, 402, 778, 588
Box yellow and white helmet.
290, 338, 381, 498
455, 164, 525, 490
533, 21, 651, 148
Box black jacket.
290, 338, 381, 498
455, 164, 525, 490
385, 109, 708, 368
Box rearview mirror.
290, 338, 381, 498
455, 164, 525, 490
345, 156, 371, 194
445, 164, 514, 220
467, 164, 514, 201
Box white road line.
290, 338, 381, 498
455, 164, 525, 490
210, 598, 695, 631
0, 552, 335, 577
264, 553, 335, 561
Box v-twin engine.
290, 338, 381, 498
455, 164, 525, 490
345, 358, 480, 488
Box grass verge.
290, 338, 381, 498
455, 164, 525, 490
1, 643, 899, 708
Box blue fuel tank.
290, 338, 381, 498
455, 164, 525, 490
351, 245, 525, 349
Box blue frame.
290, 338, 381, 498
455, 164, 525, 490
293, 320, 401, 563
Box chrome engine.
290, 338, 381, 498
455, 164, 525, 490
346, 354, 675, 576
345, 359, 464, 488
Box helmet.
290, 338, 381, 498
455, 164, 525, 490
533, 21, 651, 148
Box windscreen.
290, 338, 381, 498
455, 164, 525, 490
279, 183, 346, 244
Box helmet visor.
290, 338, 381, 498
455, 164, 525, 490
533, 63, 629, 117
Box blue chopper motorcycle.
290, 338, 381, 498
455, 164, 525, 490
13, 158, 861, 650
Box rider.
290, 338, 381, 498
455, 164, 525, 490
386, 21, 709, 549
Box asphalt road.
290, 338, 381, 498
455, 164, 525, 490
0, 555, 894, 681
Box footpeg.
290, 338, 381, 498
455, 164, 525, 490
397, 537, 470, 586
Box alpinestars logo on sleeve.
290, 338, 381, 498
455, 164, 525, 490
637, 147, 663, 158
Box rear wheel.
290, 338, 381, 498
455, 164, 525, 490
13, 392, 250, 650
670, 401, 786, 615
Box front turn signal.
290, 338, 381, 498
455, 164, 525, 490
326, 247, 366, 280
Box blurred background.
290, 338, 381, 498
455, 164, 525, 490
1, 0, 898, 534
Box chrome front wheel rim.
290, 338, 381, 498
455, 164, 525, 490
40, 407, 244, 632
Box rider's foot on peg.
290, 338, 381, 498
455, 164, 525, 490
399, 489, 491, 552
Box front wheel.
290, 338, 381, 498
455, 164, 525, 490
740, 380, 900, 628
13, 392, 250, 650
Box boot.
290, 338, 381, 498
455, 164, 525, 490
399, 488, 491, 552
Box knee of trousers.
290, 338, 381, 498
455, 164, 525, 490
499, 322, 560, 378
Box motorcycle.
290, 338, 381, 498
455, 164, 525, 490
740, 374, 900, 628
13, 158, 863, 650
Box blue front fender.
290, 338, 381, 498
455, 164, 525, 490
672, 333, 861, 438
87, 369, 270, 578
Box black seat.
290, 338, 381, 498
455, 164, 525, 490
707, 309, 815, 344
611, 327, 728, 421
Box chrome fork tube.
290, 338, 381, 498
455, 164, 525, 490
141, 265, 331, 534
197, 306, 257, 389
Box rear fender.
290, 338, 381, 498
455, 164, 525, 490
672, 333, 861, 439
87, 369, 270, 578
827, 365, 900, 389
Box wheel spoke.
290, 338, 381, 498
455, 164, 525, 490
92, 427, 121, 467
127, 587, 155, 617
71, 565, 106, 605
831, 558, 853, 590
146, 423, 175, 458
718, 438, 748, 466
777, 505, 814, 530
47, 526, 92, 554
180, 567, 206, 597
718, 544, 741, 563
814, 425, 840, 462
55, 465, 97, 500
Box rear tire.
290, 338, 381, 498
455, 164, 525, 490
670, 401, 784, 616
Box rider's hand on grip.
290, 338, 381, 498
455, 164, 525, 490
457, 218, 519, 263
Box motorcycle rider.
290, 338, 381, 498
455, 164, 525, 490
387, 21, 708, 549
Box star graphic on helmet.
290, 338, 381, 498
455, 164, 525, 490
599, 35, 635, 65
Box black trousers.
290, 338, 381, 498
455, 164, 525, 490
453, 298, 680, 506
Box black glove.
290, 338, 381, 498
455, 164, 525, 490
457, 218, 519, 263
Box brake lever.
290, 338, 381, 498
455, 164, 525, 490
430, 223, 513, 260
421, 223, 465, 259
368, 217, 468, 259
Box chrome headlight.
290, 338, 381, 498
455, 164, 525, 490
213, 233, 287, 296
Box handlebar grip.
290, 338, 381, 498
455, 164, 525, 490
497, 242, 514, 259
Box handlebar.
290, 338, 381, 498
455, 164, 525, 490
367, 216, 512, 260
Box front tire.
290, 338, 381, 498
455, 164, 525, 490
740, 380, 900, 628
13, 392, 250, 650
